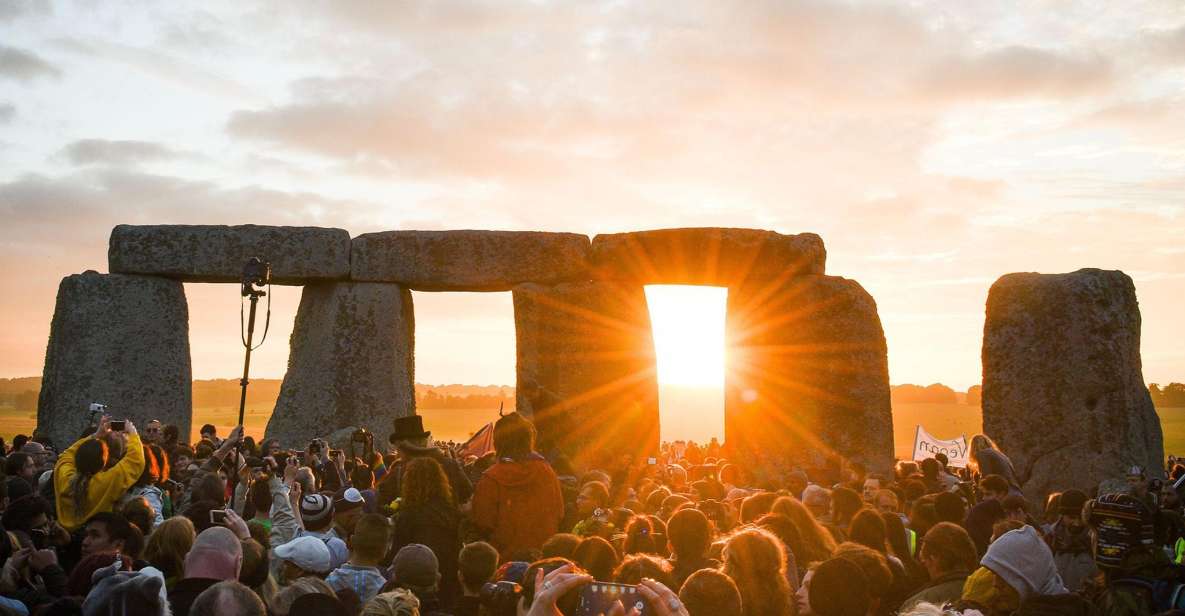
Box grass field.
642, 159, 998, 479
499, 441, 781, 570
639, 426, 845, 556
5, 404, 1184, 459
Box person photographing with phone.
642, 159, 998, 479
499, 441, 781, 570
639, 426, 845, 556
53, 415, 145, 532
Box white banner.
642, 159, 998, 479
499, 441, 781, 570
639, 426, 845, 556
912, 425, 969, 468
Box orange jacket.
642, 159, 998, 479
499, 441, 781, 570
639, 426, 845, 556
472, 456, 564, 559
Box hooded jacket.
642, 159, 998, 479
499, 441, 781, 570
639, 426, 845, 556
472, 454, 564, 558
981, 525, 1067, 601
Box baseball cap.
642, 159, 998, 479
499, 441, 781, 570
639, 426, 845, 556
391, 544, 439, 589
300, 494, 334, 525
274, 536, 332, 574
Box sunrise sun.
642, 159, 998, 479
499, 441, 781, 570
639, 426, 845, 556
645, 285, 728, 387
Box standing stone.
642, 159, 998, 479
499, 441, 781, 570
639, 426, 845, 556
265, 282, 415, 446
38, 271, 192, 450
351, 230, 592, 291
514, 281, 659, 465
982, 268, 1161, 501
726, 275, 893, 472
109, 224, 351, 284
592, 228, 826, 285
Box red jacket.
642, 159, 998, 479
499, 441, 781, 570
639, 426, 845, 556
472, 456, 564, 559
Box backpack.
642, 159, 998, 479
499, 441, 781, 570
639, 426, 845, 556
1105, 576, 1185, 614
1016, 593, 1101, 615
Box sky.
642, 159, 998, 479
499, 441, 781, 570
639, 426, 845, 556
1, 0, 1184, 392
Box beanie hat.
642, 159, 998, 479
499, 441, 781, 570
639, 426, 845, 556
300, 493, 334, 525
391, 543, 439, 589
81, 561, 167, 616
1058, 489, 1088, 517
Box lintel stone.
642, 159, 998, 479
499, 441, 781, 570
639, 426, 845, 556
109, 224, 351, 284
591, 228, 825, 286
351, 230, 592, 291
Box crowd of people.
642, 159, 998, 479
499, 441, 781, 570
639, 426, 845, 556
2, 411, 1185, 616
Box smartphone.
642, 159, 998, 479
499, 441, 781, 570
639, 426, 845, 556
110, 420, 126, 431
210, 509, 229, 525
577, 582, 648, 615
647, 457, 657, 465
330, 449, 343, 458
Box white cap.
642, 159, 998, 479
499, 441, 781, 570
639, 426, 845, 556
274, 536, 332, 574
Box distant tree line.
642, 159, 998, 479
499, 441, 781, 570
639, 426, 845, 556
1151, 383, 1185, 408
415, 389, 515, 410
890, 383, 961, 404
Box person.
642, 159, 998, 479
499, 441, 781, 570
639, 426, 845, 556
296, 493, 349, 570
967, 434, 1020, 490
975, 525, 1067, 608
143, 419, 164, 445
121, 444, 167, 529
378, 416, 473, 508
169, 526, 245, 616
274, 535, 333, 583
81, 511, 135, 557
899, 522, 977, 612
1044, 488, 1097, 592
802, 557, 871, 616
5, 452, 38, 501
572, 536, 619, 582
82, 562, 171, 616
269, 577, 339, 616
393, 456, 462, 601
1126, 465, 1157, 509
386, 543, 450, 615
190, 579, 267, 616
1083, 492, 1185, 614
472, 412, 564, 559
828, 487, 862, 538
862, 475, 885, 504
571, 481, 612, 536
54, 416, 145, 531
200, 424, 222, 448
722, 527, 794, 616
964, 474, 1009, 554
666, 508, 719, 588
678, 569, 742, 616
802, 485, 831, 520
144, 516, 197, 589
332, 486, 366, 540
771, 496, 836, 565
326, 513, 391, 604
454, 541, 498, 616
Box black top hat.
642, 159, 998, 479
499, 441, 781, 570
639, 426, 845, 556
389, 415, 431, 444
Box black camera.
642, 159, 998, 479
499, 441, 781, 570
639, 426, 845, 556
479, 581, 522, 616
352, 429, 370, 444
241, 257, 271, 297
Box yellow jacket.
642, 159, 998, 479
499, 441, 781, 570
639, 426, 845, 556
54, 433, 145, 531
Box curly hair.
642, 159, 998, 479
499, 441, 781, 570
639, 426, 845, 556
722, 527, 793, 616
400, 456, 453, 508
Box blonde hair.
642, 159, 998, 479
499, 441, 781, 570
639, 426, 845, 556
770, 496, 836, 565
143, 516, 195, 580
270, 577, 336, 616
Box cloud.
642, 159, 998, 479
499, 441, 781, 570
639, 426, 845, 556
0, 0, 50, 22
0, 45, 61, 81
53, 38, 256, 101
59, 139, 182, 166
922, 46, 1113, 99
0, 102, 13, 124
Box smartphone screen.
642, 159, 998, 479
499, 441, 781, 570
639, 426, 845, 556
210, 509, 229, 525
577, 582, 648, 616
647, 457, 657, 465
110, 420, 126, 431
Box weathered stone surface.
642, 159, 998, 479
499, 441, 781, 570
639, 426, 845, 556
265, 282, 415, 446
514, 281, 659, 464
591, 228, 825, 286
725, 275, 893, 472
982, 268, 1161, 501
38, 272, 192, 449
352, 230, 592, 291
109, 224, 351, 284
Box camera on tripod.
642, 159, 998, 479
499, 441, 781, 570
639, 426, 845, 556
241, 257, 271, 297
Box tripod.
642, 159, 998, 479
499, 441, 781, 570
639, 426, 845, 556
229, 257, 270, 511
